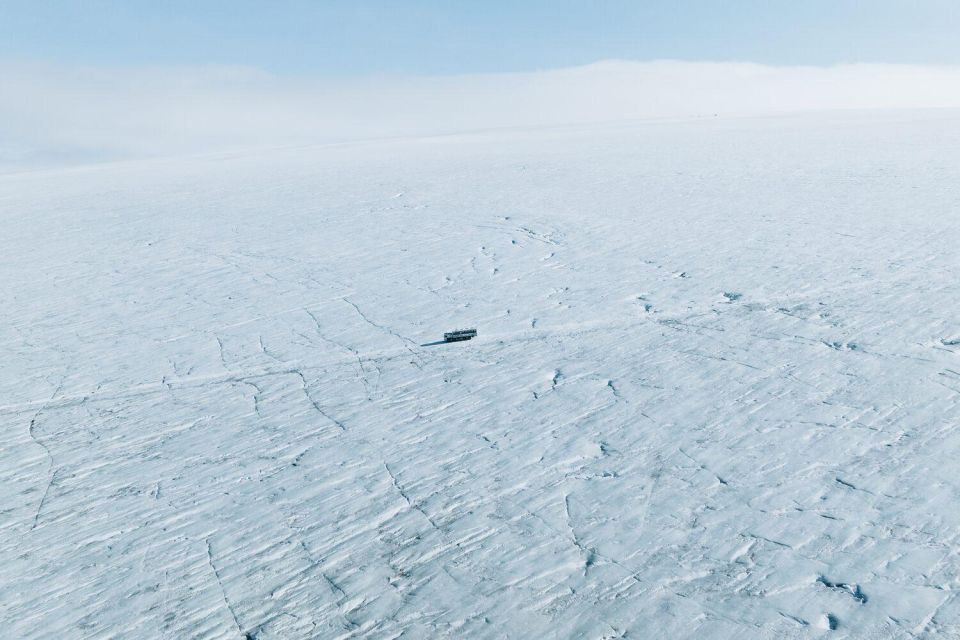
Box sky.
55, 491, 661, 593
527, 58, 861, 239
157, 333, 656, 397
3, 0, 960, 76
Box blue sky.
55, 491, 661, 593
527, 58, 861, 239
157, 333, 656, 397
3, 0, 960, 76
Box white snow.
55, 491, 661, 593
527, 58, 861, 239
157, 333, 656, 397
2, 110, 960, 638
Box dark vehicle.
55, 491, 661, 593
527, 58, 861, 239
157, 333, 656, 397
444, 329, 477, 342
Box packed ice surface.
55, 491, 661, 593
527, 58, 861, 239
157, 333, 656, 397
2, 110, 960, 639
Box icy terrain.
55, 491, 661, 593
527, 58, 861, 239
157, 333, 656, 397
2, 110, 960, 639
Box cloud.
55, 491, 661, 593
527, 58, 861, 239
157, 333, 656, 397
4, 60, 960, 169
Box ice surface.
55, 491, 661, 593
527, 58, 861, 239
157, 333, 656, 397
2, 111, 960, 638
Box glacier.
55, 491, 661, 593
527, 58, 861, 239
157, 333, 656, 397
2, 110, 960, 638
